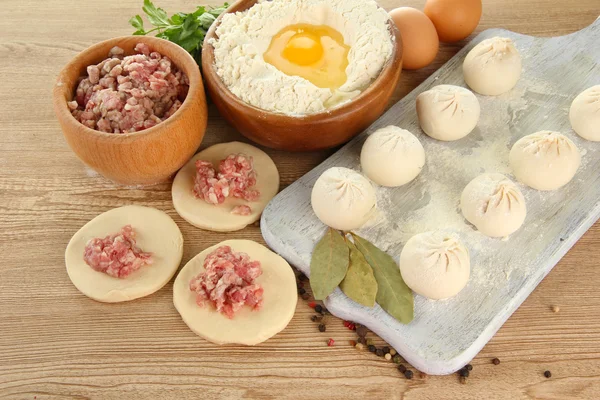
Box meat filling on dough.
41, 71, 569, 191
83, 225, 153, 278
189, 245, 264, 318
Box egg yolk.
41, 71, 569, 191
264, 24, 350, 89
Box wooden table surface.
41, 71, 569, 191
1, 0, 599, 399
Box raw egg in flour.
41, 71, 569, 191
264, 24, 350, 89
389, 7, 439, 70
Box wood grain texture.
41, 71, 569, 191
0, 0, 598, 399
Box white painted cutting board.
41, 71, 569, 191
261, 19, 600, 375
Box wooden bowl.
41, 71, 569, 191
53, 36, 207, 185
202, 0, 403, 152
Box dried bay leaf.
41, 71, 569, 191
352, 233, 414, 324
310, 228, 350, 300
340, 239, 377, 307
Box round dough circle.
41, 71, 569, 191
416, 85, 480, 141
569, 85, 600, 142
463, 37, 522, 96
172, 142, 280, 232
509, 131, 581, 191
399, 231, 470, 300
65, 205, 183, 303
173, 240, 297, 345
460, 173, 527, 238
311, 167, 376, 231
360, 126, 425, 187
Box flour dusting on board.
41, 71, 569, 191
262, 22, 600, 375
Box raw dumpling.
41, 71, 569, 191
360, 126, 425, 187
460, 173, 526, 238
569, 85, 600, 142
399, 231, 470, 300
416, 84, 480, 141
311, 167, 376, 231
509, 131, 581, 191
463, 37, 522, 96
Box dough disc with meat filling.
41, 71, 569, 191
172, 142, 280, 232
173, 240, 297, 345
65, 205, 184, 302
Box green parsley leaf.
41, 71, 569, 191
142, 0, 170, 28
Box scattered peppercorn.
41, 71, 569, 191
544, 370, 552, 378
301, 293, 310, 301
355, 343, 364, 350
318, 323, 326, 332
466, 364, 473, 371
343, 321, 356, 330
492, 358, 501, 365
398, 364, 407, 373
404, 370, 413, 379
376, 348, 384, 357
368, 345, 376, 353
350, 340, 356, 347
327, 338, 335, 347
357, 337, 367, 345
552, 305, 560, 313
298, 288, 306, 295
356, 325, 369, 338
315, 305, 323, 314
308, 301, 316, 308
392, 355, 401, 364
384, 353, 392, 361
297, 281, 304, 289
459, 376, 467, 385
459, 369, 470, 378
311, 315, 318, 322
366, 339, 374, 346
298, 273, 307, 281
382, 346, 390, 354
390, 349, 397, 356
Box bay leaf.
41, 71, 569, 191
340, 239, 378, 307
310, 228, 350, 300
352, 233, 414, 324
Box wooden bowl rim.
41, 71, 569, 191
53, 35, 203, 140
201, 0, 403, 123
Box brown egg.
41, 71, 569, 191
424, 0, 482, 43
389, 7, 439, 70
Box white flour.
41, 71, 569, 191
209, 0, 393, 115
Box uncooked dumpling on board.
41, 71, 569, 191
416, 85, 480, 141
460, 173, 527, 238
569, 85, 600, 142
360, 126, 425, 187
509, 131, 581, 191
311, 167, 376, 231
399, 231, 470, 300
463, 37, 522, 96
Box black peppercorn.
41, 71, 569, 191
544, 370, 552, 378
301, 293, 310, 301
298, 288, 306, 295
382, 346, 390, 354
315, 305, 323, 314
466, 364, 473, 371
318, 323, 326, 332
375, 348, 384, 357
311, 315, 318, 322
357, 337, 366, 345
404, 370, 413, 379
398, 364, 406, 373
459, 369, 469, 378
492, 358, 501, 365
368, 344, 377, 353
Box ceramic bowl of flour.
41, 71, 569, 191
202, 0, 403, 152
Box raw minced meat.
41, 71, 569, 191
231, 205, 252, 216
189, 245, 264, 318
193, 154, 260, 211
83, 225, 153, 278
69, 43, 189, 133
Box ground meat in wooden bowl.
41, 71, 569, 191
68, 43, 189, 133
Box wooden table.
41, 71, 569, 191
1, 0, 599, 398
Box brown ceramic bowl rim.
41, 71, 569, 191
53, 35, 203, 140
202, 0, 403, 121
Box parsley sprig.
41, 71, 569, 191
129, 0, 229, 66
